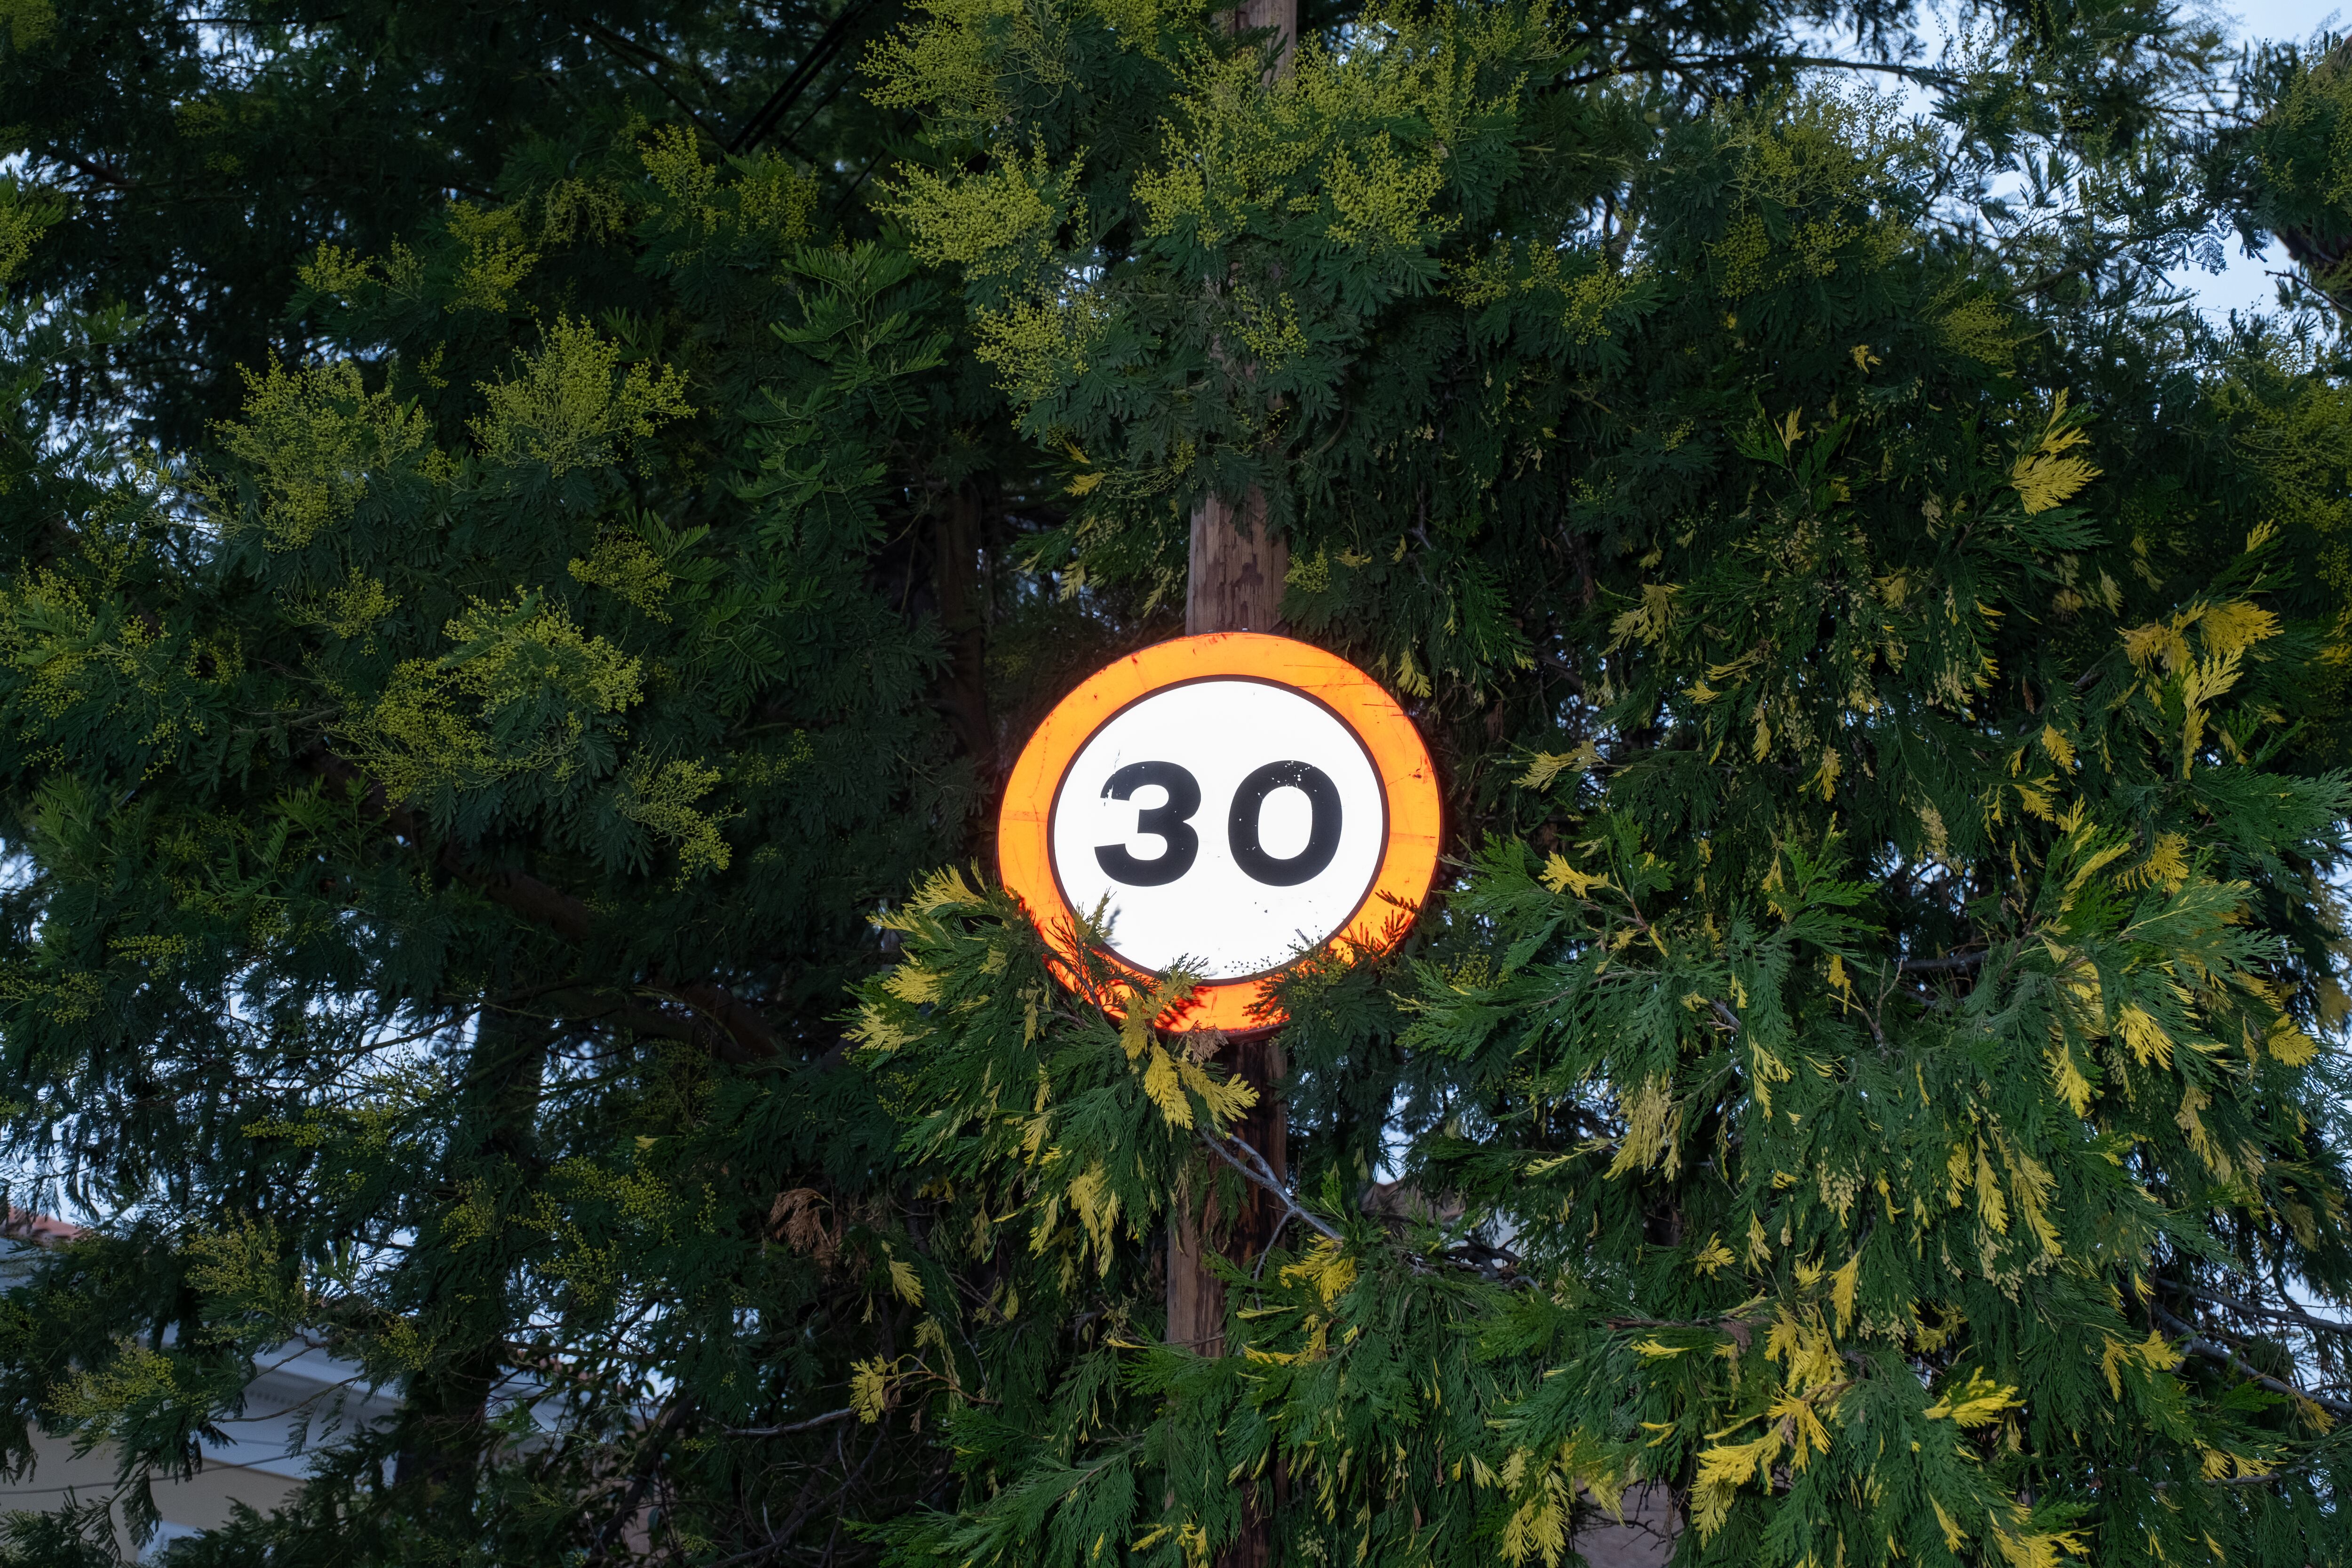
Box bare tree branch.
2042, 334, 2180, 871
2153, 1304, 2352, 1419
2161, 1277, 2352, 1340
724, 1407, 855, 1438
1200, 1130, 1341, 1243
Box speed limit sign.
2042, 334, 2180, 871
999, 633, 1440, 1033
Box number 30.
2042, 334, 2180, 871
1095, 760, 1343, 888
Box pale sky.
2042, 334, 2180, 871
2182, 0, 2346, 318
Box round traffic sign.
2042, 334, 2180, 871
999, 633, 1440, 1033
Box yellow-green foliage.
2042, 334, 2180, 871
2011, 391, 2102, 514
1710, 89, 1915, 298
282, 566, 402, 645
44, 1339, 185, 1443
615, 756, 733, 879
568, 530, 674, 619
340, 592, 643, 802
1127, 2, 1524, 251
0, 540, 233, 760
1939, 293, 2024, 368
2252, 48, 2352, 285
1558, 261, 1642, 343
884, 145, 1079, 288
0, 0, 53, 50
2222, 366, 2352, 601
471, 314, 693, 475
445, 199, 540, 313
634, 127, 817, 258
107, 932, 190, 975
539, 175, 631, 246
0, 177, 56, 287
0, 565, 153, 722
295, 239, 373, 298
867, 0, 1067, 129
884, 0, 1560, 409
972, 295, 1114, 404
373, 1315, 437, 1375
524, 1156, 707, 1307
174, 96, 255, 173
734, 156, 819, 242
181, 1217, 307, 1329
215, 360, 434, 549
0, 961, 102, 1025
639, 125, 722, 226
1446, 237, 1646, 342
868, 0, 1205, 129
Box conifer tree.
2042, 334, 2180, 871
4, 0, 2352, 1566
0, 8, 1056, 1559
850, 1, 2352, 1565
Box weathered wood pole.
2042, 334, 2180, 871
1168, 5, 1295, 1563
1168, 485, 1292, 1363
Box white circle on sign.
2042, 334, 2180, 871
1048, 677, 1388, 981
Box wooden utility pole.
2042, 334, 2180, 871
1170, 513, 1293, 1561
1169, 4, 1295, 1561
1168, 484, 1290, 1366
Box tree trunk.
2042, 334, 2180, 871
394, 1001, 550, 1518
936, 487, 992, 770
1166, 1033, 1287, 1354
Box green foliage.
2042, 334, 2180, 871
0, 43, 1051, 1561
861, 387, 2352, 1561
843, 1, 2352, 1561
7, 0, 2352, 1564
2237, 45, 2352, 300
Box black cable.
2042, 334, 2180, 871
728, 0, 874, 154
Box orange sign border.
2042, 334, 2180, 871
997, 632, 1441, 1035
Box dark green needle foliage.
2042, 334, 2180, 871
0, 5, 1058, 1558
855, 0, 2352, 1565
7, 0, 2352, 1563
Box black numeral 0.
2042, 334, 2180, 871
1093, 760, 1344, 888
1228, 761, 1343, 886
1094, 761, 1201, 885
